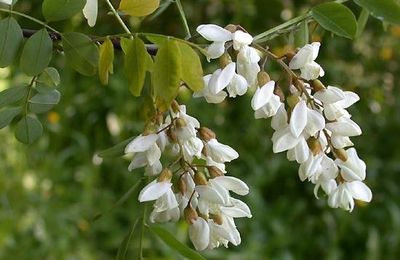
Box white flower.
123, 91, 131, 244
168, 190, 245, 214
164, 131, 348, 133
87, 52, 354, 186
232, 30, 253, 51
196, 24, 233, 60
314, 86, 360, 121
335, 148, 366, 181
205, 139, 239, 163
289, 42, 325, 80
328, 181, 372, 212
325, 117, 362, 149
189, 217, 210, 251
226, 73, 249, 98
237, 46, 261, 86
138, 179, 173, 202
193, 74, 227, 103
251, 80, 282, 119
149, 189, 180, 223
125, 134, 162, 173
83, 0, 98, 27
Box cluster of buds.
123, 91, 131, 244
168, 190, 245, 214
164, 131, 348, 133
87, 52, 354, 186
194, 23, 372, 212
124, 102, 251, 250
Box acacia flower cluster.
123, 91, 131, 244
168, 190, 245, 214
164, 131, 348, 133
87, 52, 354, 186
194, 24, 372, 212
125, 103, 251, 251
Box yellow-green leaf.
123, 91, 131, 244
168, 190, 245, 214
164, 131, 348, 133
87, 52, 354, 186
177, 42, 204, 92
152, 39, 181, 112
119, 0, 160, 17
123, 38, 150, 96
98, 38, 114, 85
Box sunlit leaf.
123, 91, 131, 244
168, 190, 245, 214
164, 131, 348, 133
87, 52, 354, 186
177, 42, 204, 92
62, 32, 99, 76
0, 17, 23, 68
152, 39, 181, 112
42, 0, 86, 22
0, 86, 28, 108
149, 226, 206, 260
98, 38, 114, 85
312, 3, 357, 39
119, 0, 160, 17
15, 115, 43, 144
354, 0, 400, 25
20, 29, 53, 76
0, 107, 21, 129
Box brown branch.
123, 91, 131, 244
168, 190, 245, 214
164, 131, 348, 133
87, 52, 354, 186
22, 28, 158, 55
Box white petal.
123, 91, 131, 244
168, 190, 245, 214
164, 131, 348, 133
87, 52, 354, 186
331, 135, 353, 149
289, 43, 315, 69
206, 42, 226, 60
146, 144, 162, 165
207, 139, 239, 163
145, 160, 162, 176
125, 134, 158, 153
314, 86, 345, 104
227, 74, 248, 97
209, 63, 236, 94
83, 0, 98, 27
294, 138, 310, 163
305, 108, 325, 136
153, 189, 179, 212
272, 127, 300, 153
300, 61, 323, 80
338, 91, 360, 108
189, 218, 210, 251
204, 90, 227, 104
290, 100, 308, 137
195, 185, 225, 204
271, 105, 288, 130
251, 81, 275, 110
196, 24, 232, 42
213, 176, 249, 196
232, 30, 253, 50
326, 118, 362, 137
347, 181, 372, 202
311, 42, 321, 60
128, 152, 147, 171
138, 180, 172, 202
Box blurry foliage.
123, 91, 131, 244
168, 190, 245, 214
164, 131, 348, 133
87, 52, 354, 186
0, 0, 400, 259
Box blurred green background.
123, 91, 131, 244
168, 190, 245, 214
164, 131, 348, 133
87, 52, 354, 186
0, 0, 399, 259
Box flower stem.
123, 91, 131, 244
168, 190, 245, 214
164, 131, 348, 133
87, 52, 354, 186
175, 0, 191, 39
104, 0, 132, 35
0, 8, 60, 34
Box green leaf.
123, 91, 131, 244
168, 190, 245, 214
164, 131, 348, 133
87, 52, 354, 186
15, 115, 43, 144
312, 3, 357, 39
0, 17, 23, 68
119, 0, 160, 17
152, 39, 181, 112
116, 218, 141, 260
98, 137, 134, 158
29, 90, 61, 114
98, 38, 114, 85
0, 107, 21, 129
177, 42, 204, 92
124, 38, 150, 96
62, 32, 99, 76
149, 226, 206, 260
356, 8, 370, 39
0, 86, 28, 108
354, 0, 400, 25
20, 29, 53, 76
42, 0, 86, 22
37, 67, 60, 88
295, 21, 309, 47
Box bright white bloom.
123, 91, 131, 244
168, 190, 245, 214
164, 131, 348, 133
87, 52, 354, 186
251, 80, 282, 119
335, 148, 366, 181
237, 46, 261, 86
205, 139, 239, 163
149, 189, 180, 223
226, 73, 249, 98
193, 74, 227, 103
189, 217, 210, 251
196, 24, 233, 60
314, 86, 360, 121
83, 0, 98, 27
232, 30, 253, 50
325, 117, 362, 149
138, 179, 172, 202
289, 42, 325, 80
328, 181, 372, 212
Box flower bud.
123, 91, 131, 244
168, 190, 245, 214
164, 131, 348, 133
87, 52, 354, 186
210, 213, 223, 225
208, 166, 224, 178
219, 52, 232, 69
184, 206, 198, 224
194, 171, 208, 186
158, 168, 173, 182
257, 71, 271, 86
174, 118, 187, 128
178, 176, 187, 194
171, 100, 180, 113
307, 137, 323, 156
167, 128, 178, 143
274, 85, 285, 102
198, 127, 216, 141
286, 95, 300, 109
285, 51, 296, 63
333, 148, 348, 162
225, 24, 237, 33
311, 79, 326, 92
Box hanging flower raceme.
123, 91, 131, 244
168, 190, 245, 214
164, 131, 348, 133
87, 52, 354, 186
124, 102, 251, 251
